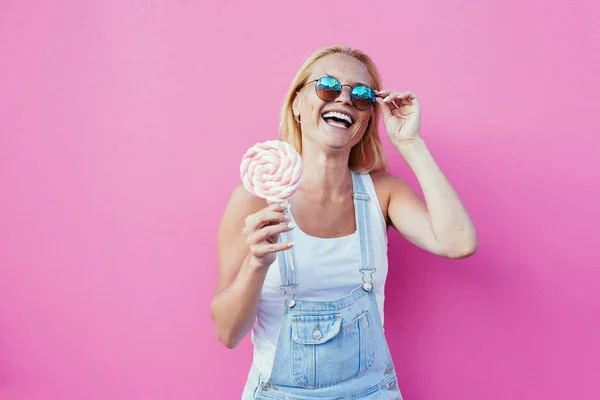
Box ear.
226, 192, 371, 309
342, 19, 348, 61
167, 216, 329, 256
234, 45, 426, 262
292, 94, 302, 118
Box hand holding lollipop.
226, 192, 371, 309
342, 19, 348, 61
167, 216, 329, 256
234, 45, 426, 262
239, 140, 303, 268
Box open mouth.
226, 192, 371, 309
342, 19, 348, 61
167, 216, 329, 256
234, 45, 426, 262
322, 111, 354, 129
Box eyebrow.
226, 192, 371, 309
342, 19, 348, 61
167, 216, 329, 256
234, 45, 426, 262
326, 74, 371, 88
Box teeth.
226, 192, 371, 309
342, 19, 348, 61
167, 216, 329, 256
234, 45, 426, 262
322, 111, 353, 125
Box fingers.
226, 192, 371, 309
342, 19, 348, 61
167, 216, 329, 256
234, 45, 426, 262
376, 90, 417, 106
250, 241, 295, 258
249, 221, 295, 245
376, 97, 393, 120
244, 202, 290, 233
244, 202, 296, 256
376, 89, 393, 97
376, 89, 415, 98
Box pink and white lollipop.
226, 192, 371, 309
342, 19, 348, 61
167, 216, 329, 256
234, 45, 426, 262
240, 140, 302, 204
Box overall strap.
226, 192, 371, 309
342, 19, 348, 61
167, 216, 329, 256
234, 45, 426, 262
351, 171, 376, 291
276, 203, 297, 308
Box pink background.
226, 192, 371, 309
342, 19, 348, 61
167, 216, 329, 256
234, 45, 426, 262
1, 0, 598, 399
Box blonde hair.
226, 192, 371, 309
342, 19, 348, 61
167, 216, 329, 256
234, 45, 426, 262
279, 45, 388, 173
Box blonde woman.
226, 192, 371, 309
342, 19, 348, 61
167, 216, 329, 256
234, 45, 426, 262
211, 45, 478, 399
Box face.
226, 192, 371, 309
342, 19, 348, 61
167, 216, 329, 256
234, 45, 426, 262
293, 54, 374, 152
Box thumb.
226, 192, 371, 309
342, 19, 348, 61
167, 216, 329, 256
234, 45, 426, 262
376, 97, 393, 121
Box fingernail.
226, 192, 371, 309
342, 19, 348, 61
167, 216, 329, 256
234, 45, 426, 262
288, 223, 296, 229
288, 242, 295, 247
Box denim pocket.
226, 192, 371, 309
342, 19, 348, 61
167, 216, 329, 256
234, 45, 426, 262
290, 310, 375, 389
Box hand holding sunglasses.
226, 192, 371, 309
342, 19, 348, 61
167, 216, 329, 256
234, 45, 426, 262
375, 88, 422, 147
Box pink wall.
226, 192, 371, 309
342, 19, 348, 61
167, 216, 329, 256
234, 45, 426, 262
1, 0, 598, 399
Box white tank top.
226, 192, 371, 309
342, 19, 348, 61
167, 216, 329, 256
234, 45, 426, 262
250, 172, 389, 379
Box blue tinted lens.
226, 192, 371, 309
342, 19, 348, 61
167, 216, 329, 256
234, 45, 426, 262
318, 76, 342, 91
351, 86, 376, 110
316, 77, 342, 101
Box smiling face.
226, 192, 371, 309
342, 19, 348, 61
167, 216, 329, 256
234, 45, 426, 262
292, 53, 374, 152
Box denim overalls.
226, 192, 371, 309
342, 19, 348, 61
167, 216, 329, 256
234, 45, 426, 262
243, 171, 403, 399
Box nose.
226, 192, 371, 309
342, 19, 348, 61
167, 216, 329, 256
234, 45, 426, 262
334, 86, 353, 106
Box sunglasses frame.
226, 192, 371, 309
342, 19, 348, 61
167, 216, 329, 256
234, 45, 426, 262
298, 76, 377, 111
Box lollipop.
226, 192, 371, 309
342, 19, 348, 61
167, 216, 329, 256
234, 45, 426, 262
240, 140, 303, 204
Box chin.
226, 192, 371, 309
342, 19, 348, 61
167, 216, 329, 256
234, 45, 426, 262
316, 128, 359, 150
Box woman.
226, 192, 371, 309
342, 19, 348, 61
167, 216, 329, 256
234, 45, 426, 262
211, 45, 478, 399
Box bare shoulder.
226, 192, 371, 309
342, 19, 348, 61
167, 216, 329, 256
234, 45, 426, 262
368, 170, 412, 225
222, 182, 267, 223
370, 169, 413, 194
370, 169, 409, 186
218, 182, 266, 245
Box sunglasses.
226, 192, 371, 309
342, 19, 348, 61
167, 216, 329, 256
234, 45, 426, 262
298, 76, 377, 111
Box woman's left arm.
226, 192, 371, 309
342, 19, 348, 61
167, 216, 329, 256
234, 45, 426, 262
375, 90, 478, 259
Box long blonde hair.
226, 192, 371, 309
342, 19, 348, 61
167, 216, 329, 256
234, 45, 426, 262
279, 45, 388, 173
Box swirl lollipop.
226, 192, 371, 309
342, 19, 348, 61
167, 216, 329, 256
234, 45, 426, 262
240, 140, 303, 205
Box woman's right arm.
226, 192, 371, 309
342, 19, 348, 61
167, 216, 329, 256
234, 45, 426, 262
210, 183, 294, 349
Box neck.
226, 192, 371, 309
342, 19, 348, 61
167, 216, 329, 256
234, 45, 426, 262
297, 141, 353, 201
